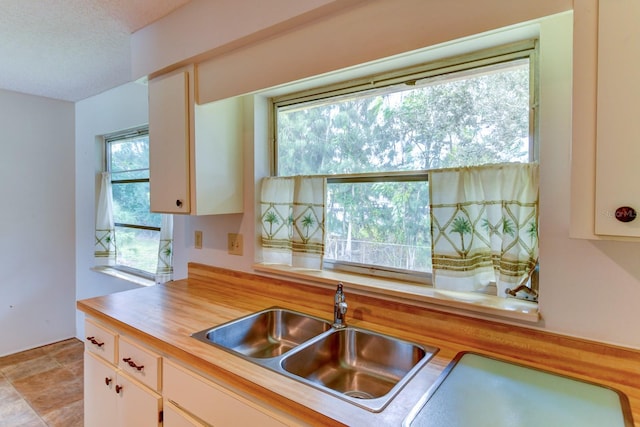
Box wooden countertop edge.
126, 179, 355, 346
77, 263, 640, 426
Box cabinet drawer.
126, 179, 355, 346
163, 401, 207, 427
84, 318, 117, 364
118, 335, 162, 392
164, 360, 291, 427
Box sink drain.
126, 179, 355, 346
344, 390, 375, 399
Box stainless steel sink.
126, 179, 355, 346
192, 307, 438, 412
191, 307, 331, 358
281, 327, 435, 411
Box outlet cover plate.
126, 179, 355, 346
228, 233, 243, 256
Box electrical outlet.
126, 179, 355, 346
194, 230, 203, 249
228, 233, 243, 256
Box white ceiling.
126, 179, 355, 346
0, 0, 193, 102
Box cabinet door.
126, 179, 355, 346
85, 351, 162, 427
117, 373, 162, 427
595, 0, 640, 236
84, 352, 118, 427
149, 70, 191, 214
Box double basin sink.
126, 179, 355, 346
192, 307, 438, 412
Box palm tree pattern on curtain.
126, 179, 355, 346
260, 176, 326, 268
429, 163, 539, 297
95, 172, 116, 265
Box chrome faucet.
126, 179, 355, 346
333, 282, 348, 328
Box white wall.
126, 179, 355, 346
74, 82, 150, 339
0, 89, 75, 356
135, 0, 640, 348
128, 0, 640, 349
131, 0, 359, 80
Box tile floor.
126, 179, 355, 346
0, 339, 84, 427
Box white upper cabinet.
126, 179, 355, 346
594, 0, 640, 237
149, 65, 244, 215
149, 69, 191, 214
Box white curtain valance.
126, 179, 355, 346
260, 176, 326, 269
429, 163, 539, 297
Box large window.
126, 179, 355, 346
273, 41, 537, 284
106, 128, 161, 276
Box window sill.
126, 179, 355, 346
91, 266, 156, 287
253, 263, 540, 323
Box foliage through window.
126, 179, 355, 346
273, 41, 538, 283
106, 128, 161, 276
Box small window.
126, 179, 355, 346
273, 41, 538, 284
106, 128, 161, 277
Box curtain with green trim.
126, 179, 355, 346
94, 172, 116, 265
155, 214, 173, 283
260, 176, 326, 269
429, 163, 539, 297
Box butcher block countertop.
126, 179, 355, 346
77, 263, 640, 426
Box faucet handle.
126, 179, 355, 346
338, 301, 348, 314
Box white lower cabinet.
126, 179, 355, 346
163, 359, 294, 427
84, 352, 162, 427
84, 318, 302, 426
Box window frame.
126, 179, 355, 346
270, 40, 539, 286
324, 171, 432, 284
104, 126, 160, 280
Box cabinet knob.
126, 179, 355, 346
176, 199, 183, 207
115, 385, 123, 394
615, 206, 637, 223
105, 377, 112, 386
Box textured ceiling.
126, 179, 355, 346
0, 0, 192, 102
